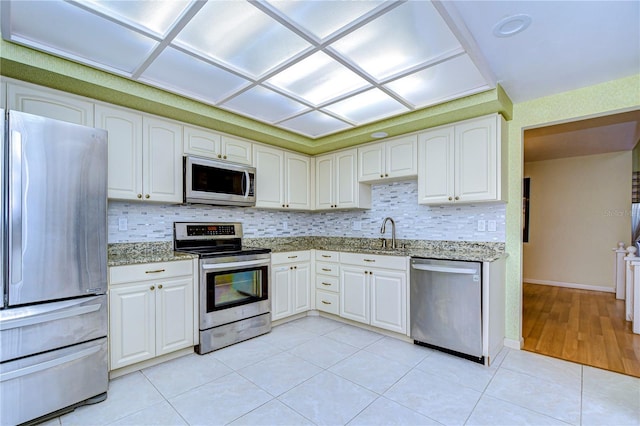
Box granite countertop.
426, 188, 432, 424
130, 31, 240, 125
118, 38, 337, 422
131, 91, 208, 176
109, 238, 505, 266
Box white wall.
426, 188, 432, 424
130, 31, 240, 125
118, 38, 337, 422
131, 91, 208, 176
523, 151, 631, 291
108, 180, 506, 243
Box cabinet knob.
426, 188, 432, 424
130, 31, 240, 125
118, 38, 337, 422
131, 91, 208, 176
145, 194, 150, 199
380, 174, 384, 178
294, 266, 297, 269
150, 286, 155, 290
448, 196, 453, 201
455, 196, 459, 201
137, 194, 142, 199
223, 155, 227, 159
282, 204, 285, 208
286, 204, 289, 208
218, 154, 222, 158
385, 173, 389, 177
158, 284, 163, 289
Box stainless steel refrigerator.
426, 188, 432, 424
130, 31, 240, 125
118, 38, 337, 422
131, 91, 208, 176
0, 110, 109, 425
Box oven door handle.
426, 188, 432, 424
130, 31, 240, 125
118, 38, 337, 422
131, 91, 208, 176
201, 259, 270, 270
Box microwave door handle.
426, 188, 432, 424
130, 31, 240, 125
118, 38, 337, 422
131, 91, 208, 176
243, 170, 249, 198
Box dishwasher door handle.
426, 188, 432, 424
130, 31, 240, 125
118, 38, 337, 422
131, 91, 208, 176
411, 264, 477, 274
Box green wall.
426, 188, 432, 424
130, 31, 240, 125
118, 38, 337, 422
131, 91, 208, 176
505, 73, 640, 345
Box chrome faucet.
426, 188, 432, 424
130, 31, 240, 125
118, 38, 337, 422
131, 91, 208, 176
380, 217, 397, 249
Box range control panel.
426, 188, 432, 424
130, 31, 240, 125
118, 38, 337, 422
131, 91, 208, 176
174, 222, 242, 240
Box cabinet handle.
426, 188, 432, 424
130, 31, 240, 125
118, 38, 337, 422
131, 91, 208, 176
288, 255, 298, 259
321, 255, 331, 258
321, 268, 331, 272
322, 282, 331, 286
137, 194, 142, 199
321, 300, 331, 305
145, 194, 150, 199
363, 259, 375, 262
150, 286, 155, 290
158, 284, 163, 289
145, 269, 165, 274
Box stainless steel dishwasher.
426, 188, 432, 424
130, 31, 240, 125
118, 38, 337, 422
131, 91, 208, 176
410, 257, 483, 363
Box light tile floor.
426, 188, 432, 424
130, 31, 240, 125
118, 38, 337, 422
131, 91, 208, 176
45, 316, 639, 426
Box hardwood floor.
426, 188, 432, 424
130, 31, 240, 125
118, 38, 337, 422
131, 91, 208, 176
522, 282, 640, 377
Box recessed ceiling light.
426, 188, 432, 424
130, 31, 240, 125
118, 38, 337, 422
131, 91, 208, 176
371, 131, 389, 139
493, 14, 532, 38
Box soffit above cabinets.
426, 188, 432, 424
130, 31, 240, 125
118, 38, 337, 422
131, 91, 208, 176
0, 0, 495, 138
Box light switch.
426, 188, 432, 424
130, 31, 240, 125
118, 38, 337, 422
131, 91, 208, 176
477, 220, 486, 232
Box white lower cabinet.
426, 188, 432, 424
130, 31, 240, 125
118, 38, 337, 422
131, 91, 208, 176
339, 253, 407, 334
271, 251, 311, 321
109, 260, 194, 371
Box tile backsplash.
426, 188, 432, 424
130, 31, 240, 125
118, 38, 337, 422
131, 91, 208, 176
108, 180, 506, 243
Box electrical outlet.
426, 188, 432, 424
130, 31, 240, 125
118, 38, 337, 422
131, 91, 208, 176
352, 221, 362, 231
282, 221, 288, 230
118, 217, 128, 231
487, 220, 497, 232
477, 220, 486, 232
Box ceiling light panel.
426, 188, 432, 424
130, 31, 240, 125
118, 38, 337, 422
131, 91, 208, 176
78, 0, 191, 36
267, 51, 370, 106
265, 0, 384, 40
138, 47, 250, 105
279, 111, 352, 137
385, 54, 489, 107
323, 88, 409, 124
330, 1, 461, 81
173, 0, 312, 78
8, 0, 156, 75
221, 85, 309, 123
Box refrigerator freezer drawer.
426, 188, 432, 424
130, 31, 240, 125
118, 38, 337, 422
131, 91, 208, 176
0, 295, 107, 362
0, 337, 108, 425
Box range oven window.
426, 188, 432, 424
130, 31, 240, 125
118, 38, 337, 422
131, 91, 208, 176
205, 266, 268, 312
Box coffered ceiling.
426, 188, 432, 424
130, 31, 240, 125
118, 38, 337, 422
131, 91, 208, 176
0, 0, 638, 146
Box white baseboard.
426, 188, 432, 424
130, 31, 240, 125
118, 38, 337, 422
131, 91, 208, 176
523, 278, 614, 293
504, 337, 523, 350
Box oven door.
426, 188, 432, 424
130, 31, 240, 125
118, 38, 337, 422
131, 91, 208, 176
199, 254, 270, 329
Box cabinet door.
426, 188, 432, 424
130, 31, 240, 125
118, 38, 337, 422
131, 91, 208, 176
358, 143, 384, 182
156, 277, 194, 356
315, 154, 335, 209
455, 116, 497, 202
222, 135, 252, 165
335, 149, 359, 208
418, 126, 455, 204
109, 284, 155, 370
285, 152, 312, 210
143, 116, 183, 203
254, 145, 285, 208
183, 125, 221, 159
340, 266, 369, 324
370, 269, 406, 334
272, 265, 293, 320
96, 104, 144, 201
293, 263, 311, 314
7, 82, 94, 126
386, 136, 417, 179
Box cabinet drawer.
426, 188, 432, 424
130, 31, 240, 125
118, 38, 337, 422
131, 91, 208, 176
316, 276, 339, 292
271, 251, 311, 264
110, 260, 193, 284
316, 291, 339, 315
339, 253, 407, 270
316, 262, 339, 276
315, 251, 339, 262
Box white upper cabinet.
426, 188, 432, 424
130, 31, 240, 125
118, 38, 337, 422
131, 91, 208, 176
418, 114, 507, 204
358, 135, 417, 183
316, 148, 371, 210
95, 104, 144, 200
253, 144, 312, 210
7, 81, 94, 126
183, 124, 252, 165
98, 102, 183, 203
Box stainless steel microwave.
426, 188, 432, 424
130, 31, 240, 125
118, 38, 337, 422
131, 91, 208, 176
183, 156, 256, 206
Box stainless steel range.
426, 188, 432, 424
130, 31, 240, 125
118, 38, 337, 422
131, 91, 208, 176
173, 222, 271, 354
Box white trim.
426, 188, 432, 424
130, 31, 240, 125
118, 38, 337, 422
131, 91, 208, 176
504, 337, 523, 350
523, 278, 614, 293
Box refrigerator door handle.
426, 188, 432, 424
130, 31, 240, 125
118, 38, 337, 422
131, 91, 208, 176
0, 344, 101, 382
9, 128, 22, 285
0, 302, 102, 331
